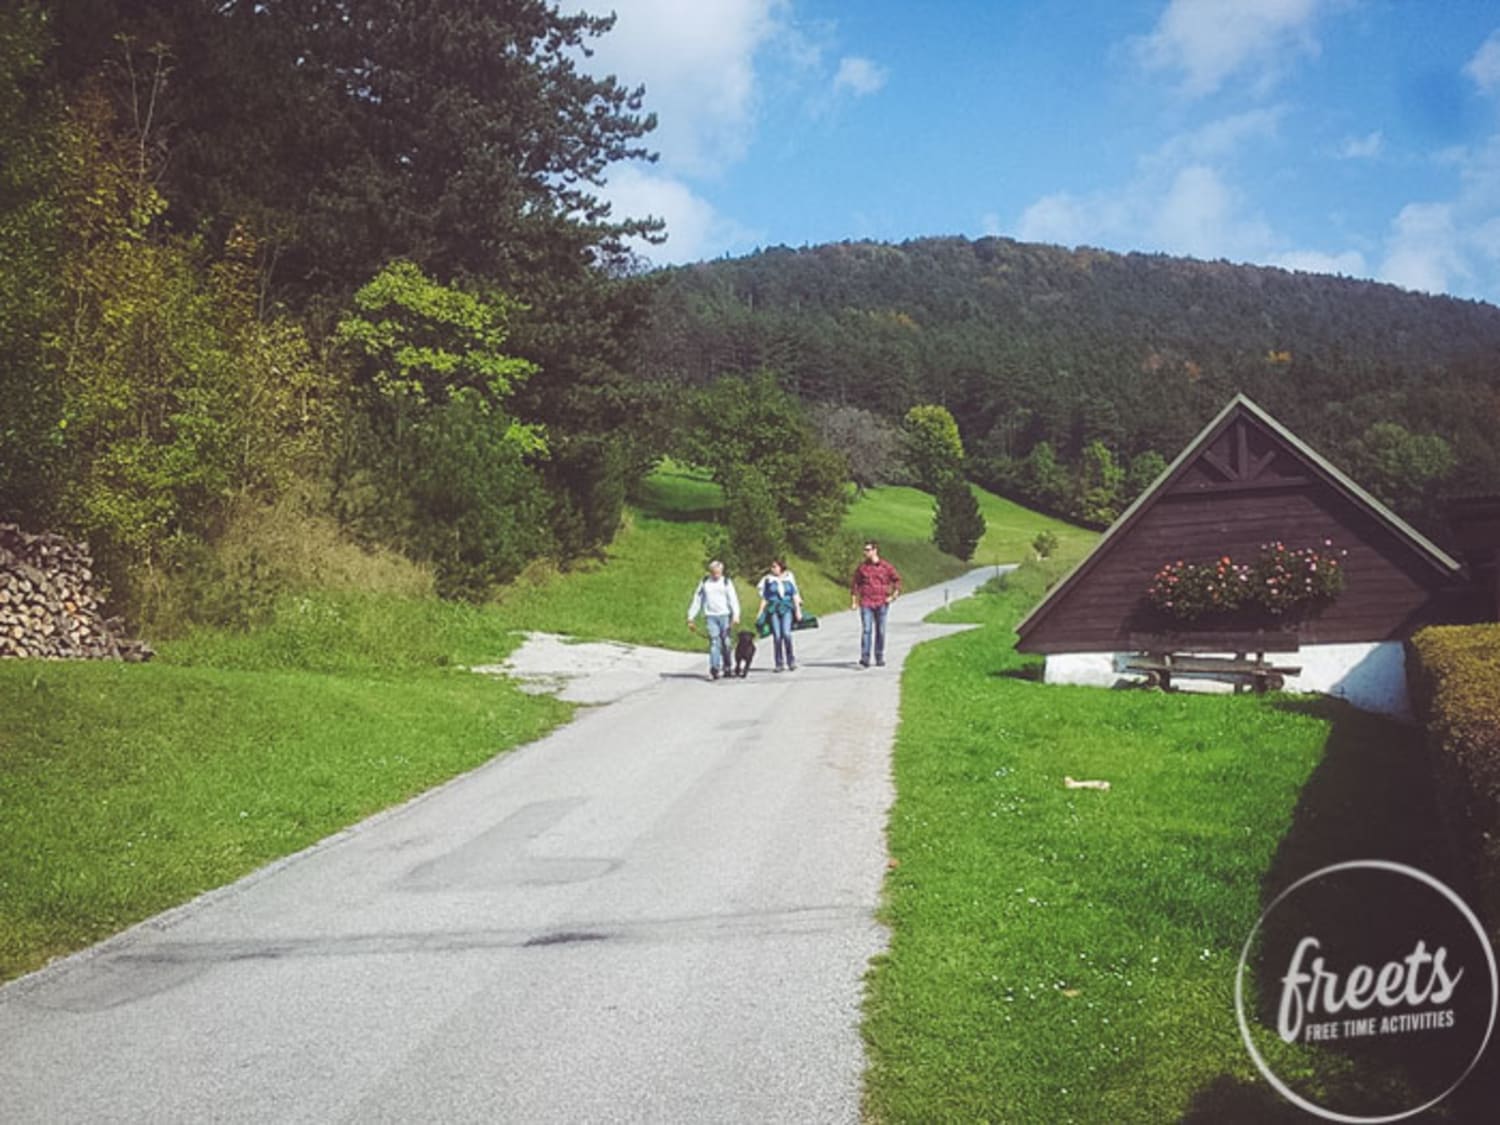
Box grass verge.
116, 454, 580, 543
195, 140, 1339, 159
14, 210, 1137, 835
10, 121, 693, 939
863, 573, 1476, 1122
0, 660, 568, 981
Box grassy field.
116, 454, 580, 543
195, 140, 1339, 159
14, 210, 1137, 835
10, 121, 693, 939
848, 483, 1093, 573
861, 569, 1480, 1123
3, 463, 1072, 983
0, 660, 568, 981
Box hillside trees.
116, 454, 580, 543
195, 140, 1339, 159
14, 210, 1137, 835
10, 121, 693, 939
808, 403, 902, 491
11, 71, 339, 596
46, 0, 661, 301
1, 1, 676, 609
638, 236, 1500, 524
334, 261, 547, 599
1343, 422, 1457, 515
713, 466, 786, 577
676, 372, 850, 568
1075, 440, 1125, 525
1126, 450, 1169, 498
49, 2, 669, 529
901, 404, 964, 491
0, 2, 63, 526
899, 402, 988, 558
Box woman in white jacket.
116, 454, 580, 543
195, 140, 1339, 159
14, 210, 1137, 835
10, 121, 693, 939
686, 559, 741, 680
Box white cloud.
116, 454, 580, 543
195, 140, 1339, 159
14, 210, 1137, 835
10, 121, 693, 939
1015, 164, 1273, 262
1151, 165, 1274, 258
833, 56, 888, 97
1465, 29, 1500, 94
583, 0, 786, 177
1148, 108, 1285, 167
1371, 132, 1500, 299
1379, 203, 1465, 294
580, 1, 794, 264
1015, 193, 1100, 246
1272, 248, 1367, 276
1134, 0, 1327, 97
1477, 216, 1500, 264
1338, 131, 1383, 159
600, 165, 758, 265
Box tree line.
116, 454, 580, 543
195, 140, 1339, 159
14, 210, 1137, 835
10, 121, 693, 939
637, 236, 1500, 530
12, 4, 1486, 620
0, 2, 862, 619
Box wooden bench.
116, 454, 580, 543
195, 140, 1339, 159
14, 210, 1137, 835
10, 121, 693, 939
1124, 651, 1302, 694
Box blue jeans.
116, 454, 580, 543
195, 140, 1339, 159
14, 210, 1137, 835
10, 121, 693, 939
767, 608, 795, 668
705, 614, 731, 672
860, 603, 889, 665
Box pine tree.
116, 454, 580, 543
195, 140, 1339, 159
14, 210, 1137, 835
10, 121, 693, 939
933, 477, 986, 562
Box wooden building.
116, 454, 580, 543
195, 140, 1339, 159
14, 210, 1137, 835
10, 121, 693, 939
1014, 394, 1471, 716
1446, 494, 1500, 622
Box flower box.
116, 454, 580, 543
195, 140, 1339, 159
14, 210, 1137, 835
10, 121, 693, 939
1144, 540, 1347, 625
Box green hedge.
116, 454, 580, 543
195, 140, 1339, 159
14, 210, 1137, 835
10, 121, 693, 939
1408, 624, 1500, 927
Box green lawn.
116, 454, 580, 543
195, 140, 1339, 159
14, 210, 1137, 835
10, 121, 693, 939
849, 482, 1092, 572
862, 571, 1478, 1123
0, 661, 568, 981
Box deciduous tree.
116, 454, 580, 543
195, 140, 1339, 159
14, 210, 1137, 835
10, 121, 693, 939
335, 260, 548, 597
901, 404, 964, 492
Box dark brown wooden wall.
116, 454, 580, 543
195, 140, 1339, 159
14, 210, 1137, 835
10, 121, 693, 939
1018, 416, 1461, 653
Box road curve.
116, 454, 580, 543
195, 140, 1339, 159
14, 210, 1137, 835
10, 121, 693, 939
0, 566, 1003, 1124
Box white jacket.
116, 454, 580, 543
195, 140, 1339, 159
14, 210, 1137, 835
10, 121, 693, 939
687, 575, 740, 620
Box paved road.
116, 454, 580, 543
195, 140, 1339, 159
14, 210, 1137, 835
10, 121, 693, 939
0, 567, 1002, 1124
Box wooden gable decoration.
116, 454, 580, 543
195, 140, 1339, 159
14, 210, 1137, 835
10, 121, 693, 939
1014, 394, 1465, 655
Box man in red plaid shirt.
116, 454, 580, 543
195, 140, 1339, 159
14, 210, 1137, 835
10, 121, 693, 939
850, 540, 901, 667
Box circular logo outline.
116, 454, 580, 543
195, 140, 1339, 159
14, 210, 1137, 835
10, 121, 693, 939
1234, 859, 1498, 1124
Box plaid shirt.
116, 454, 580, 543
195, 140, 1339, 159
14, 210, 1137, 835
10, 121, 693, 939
851, 559, 902, 608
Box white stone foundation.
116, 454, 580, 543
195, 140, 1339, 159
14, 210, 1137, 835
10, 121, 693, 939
1042, 641, 1411, 719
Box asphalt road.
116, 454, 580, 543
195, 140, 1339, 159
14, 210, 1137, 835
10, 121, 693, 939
0, 566, 1001, 1124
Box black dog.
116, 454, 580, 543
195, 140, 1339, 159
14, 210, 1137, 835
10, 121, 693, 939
732, 630, 756, 677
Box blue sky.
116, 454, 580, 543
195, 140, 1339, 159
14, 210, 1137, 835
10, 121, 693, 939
583, 1, 1500, 305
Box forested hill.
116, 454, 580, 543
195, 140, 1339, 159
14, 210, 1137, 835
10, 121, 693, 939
637, 236, 1500, 504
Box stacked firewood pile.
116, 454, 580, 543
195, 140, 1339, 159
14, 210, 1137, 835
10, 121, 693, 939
0, 524, 153, 661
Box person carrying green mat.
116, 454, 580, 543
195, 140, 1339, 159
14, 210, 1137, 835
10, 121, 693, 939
755, 558, 803, 672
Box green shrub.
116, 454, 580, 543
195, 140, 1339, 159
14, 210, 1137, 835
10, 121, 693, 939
817, 528, 866, 587
1409, 624, 1500, 927
717, 464, 786, 575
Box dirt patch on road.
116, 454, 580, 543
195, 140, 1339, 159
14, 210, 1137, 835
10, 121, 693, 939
472, 632, 699, 704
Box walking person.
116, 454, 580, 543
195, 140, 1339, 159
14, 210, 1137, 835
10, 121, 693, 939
756, 558, 803, 672
687, 560, 741, 681
850, 540, 901, 668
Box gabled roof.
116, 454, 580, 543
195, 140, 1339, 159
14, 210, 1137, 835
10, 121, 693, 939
1014, 393, 1463, 642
